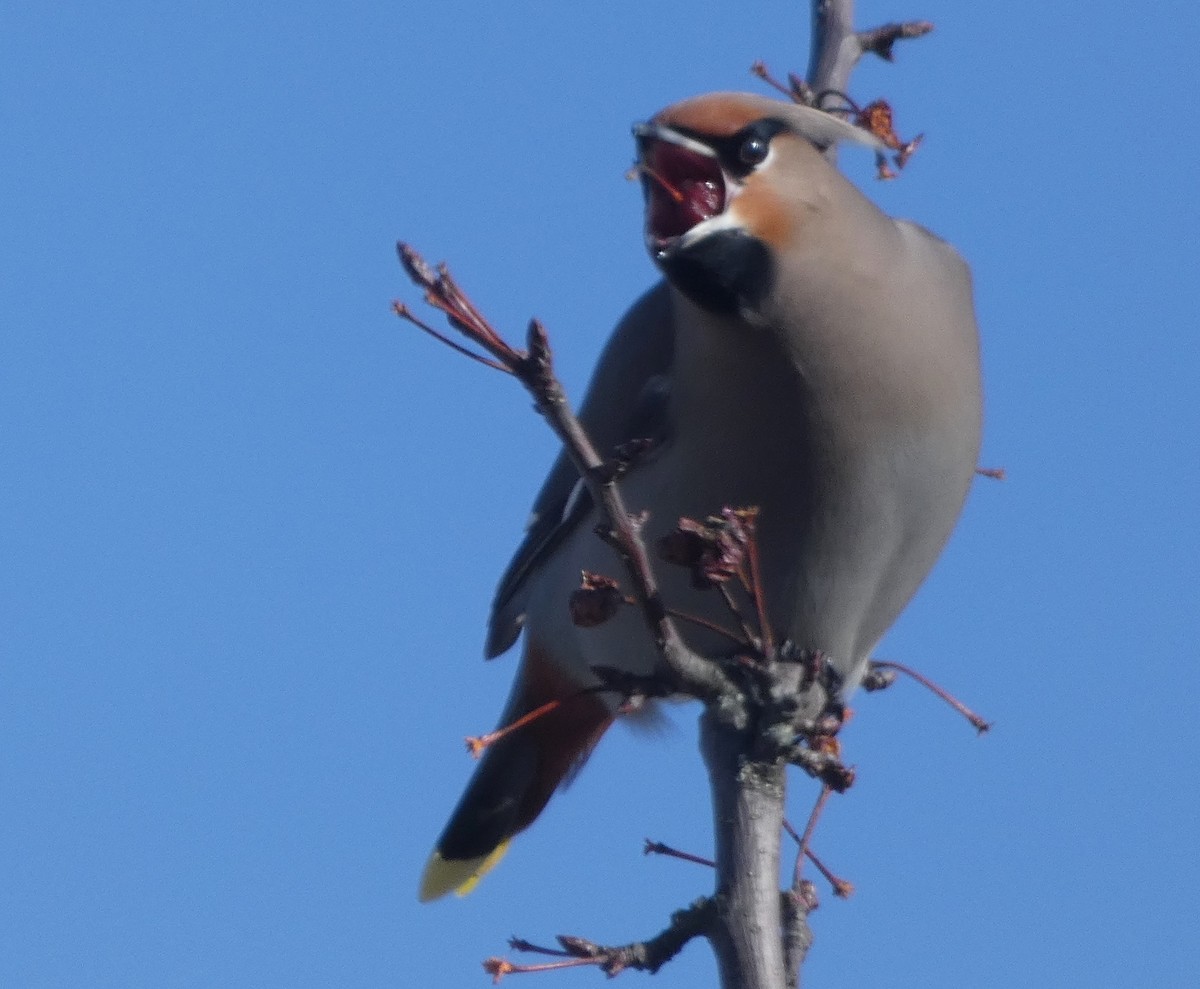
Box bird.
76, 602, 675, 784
419, 91, 982, 902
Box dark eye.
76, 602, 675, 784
739, 135, 770, 167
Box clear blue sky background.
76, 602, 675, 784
3, 1, 1198, 986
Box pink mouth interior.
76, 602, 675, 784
643, 141, 725, 244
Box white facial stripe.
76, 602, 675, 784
672, 209, 745, 252
633, 123, 719, 161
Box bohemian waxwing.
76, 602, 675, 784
419, 91, 982, 901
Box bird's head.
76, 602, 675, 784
633, 92, 884, 315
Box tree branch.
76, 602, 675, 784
486, 899, 716, 981
809, 1, 933, 102
393, 244, 746, 723
782, 879, 818, 989
858, 20, 934, 62
702, 711, 789, 989
523, 320, 745, 717
808, 0, 862, 109
807, 2, 934, 174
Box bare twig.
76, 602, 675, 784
805, 0, 935, 183
393, 243, 745, 722
858, 20, 934, 61
570, 570, 749, 647
466, 680, 644, 757
789, 744, 856, 792
395, 245, 523, 367
809, 2, 934, 106
782, 879, 817, 989
797, 787, 832, 866
869, 659, 993, 734
645, 838, 717, 869
464, 697, 574, 758
717, 583, 760, 649
785, 816, 855, 902
750, 61, 812, 104
485, 899, 716, 981
391, 302, 510, 372
805, 847, 854, 898
739, 509, 776, 659
666, 605, 751, 649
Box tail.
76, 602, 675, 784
419, 642, 613, 901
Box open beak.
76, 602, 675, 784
633, 123, 727, 257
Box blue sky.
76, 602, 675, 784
3, 1, 1198, 986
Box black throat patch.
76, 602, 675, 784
660, 229, 775, 315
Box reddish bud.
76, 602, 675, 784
861, 666, 899, 691
483, 958, 513, 984
822, 762, 856, 793
569, 572, 624, 627
658, 508, 755, 589
794, 878, 820, 912
855, 99, 922, 179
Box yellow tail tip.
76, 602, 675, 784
418, 840, 512, 902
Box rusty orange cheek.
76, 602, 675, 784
732, 177, 795, 252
